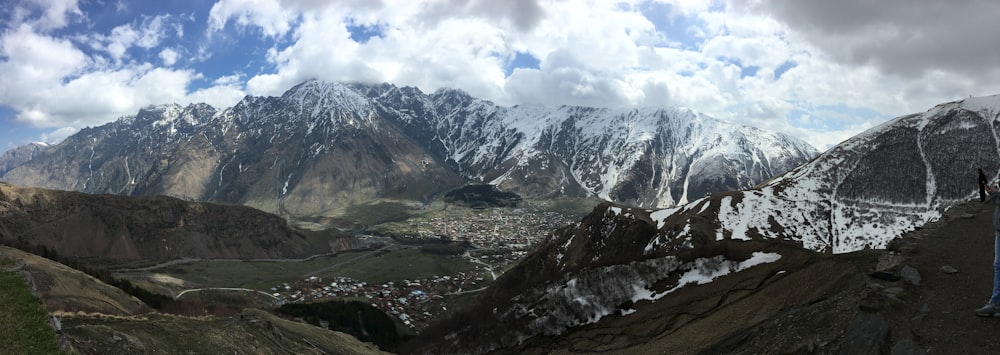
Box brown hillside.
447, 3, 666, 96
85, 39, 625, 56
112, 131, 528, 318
0, 182, 342, 265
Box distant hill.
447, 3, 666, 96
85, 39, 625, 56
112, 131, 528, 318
0, 182, 344, 265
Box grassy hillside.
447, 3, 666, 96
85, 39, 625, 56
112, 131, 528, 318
1, 246, 150, 316
0, 255, 62, 354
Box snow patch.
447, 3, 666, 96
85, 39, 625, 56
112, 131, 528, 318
503, 251, 782, 343
635, 252, 782, 303
650, 207, 680, 229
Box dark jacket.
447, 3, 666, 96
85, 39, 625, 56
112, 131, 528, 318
991, 188, 1000, 231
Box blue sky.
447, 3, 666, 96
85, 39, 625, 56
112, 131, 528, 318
3, 0, 1000, 152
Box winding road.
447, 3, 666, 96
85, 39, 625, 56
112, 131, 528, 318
113, 253, 338, 273
173, 287, 281, 301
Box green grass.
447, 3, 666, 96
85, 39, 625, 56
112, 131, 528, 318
144, 248, 478, 290
0, 268, 62, 354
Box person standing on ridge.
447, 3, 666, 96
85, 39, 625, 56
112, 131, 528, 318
979, 169, 988, 202
976, 180, 1000, 317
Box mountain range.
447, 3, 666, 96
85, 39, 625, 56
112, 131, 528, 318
410, 95, 1000, 353
0, 80, 817, 218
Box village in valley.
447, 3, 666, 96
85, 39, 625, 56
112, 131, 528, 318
269, 207, 576, 331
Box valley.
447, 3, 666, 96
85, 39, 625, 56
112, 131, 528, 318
113, 199, 582, 333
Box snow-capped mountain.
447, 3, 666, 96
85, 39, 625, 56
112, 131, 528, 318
357, 83, 817, 207
0, 80, 816, 216
0, 142, 48, 176
646, 94, 1000, 253
413, 95, 1000, 353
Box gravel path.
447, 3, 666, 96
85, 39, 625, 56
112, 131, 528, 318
885, 200, 1000, 353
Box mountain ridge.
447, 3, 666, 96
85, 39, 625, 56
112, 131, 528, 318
0, 80, 817, 218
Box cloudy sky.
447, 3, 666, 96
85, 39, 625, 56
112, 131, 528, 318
2, 0, 999, 151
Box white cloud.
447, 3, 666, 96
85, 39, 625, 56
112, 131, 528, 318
4, 0, 1000, 151
159, 47, 179, 66
39, 126, 78, 145
82, 14, 177, 63
214, 73, 243, 86
20, 0, 82, 32
0, 4, 250, 142
0, 24, 232, 131
135, 15, 171, 49
208, 0, 298, 37
103, 24, 138, 60
737, 0, 1000, 111
186, 82, 246, 110
1, 24, 88, 88
416, 0, 546, 33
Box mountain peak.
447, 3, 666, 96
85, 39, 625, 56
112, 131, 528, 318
281, 80, 373, 117
135, 103, 183, 120
931, 94, 1000, 117
0, 142, 48, 176
430, 87, 478, 106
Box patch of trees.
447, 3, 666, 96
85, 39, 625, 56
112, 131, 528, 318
277, 300, 408, 352
105, 277, 171, 308
443, 184, 522, 208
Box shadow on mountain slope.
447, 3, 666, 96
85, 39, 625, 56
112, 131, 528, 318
411, 198, 1000, 354
593, 199, 1000, 354
504, 241, 870, 354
